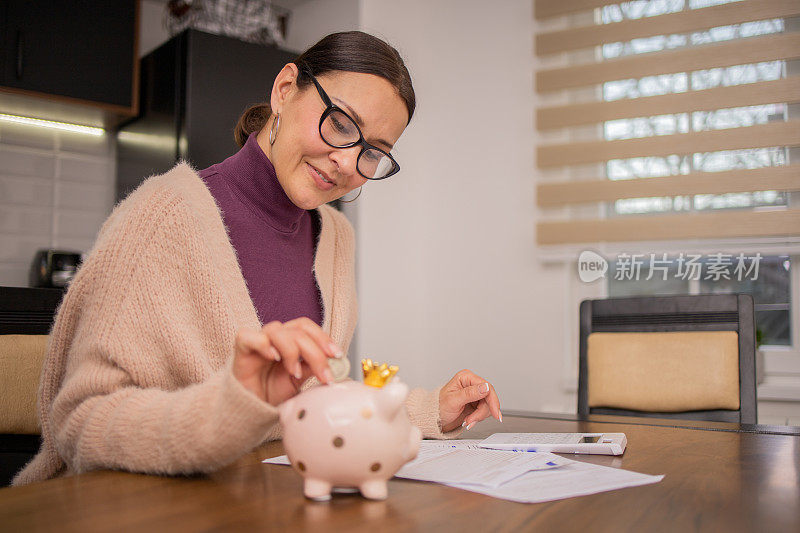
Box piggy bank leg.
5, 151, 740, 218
359, 480, 388, 500
304, 478, 333, 501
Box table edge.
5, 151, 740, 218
503, 410, 800, 436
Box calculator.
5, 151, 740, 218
478, 433, 627, 455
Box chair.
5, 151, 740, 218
0, 286, 65, 486
578, 294, 757, 424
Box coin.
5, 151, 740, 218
328, 357, 350, 381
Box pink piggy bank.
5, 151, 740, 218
278, 380, 422, 501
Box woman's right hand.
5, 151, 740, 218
232, 318, 344, 406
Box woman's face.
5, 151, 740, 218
260, 64, 409, 210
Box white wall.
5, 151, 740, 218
355, 0, 575, 413
283, 0, 360, 53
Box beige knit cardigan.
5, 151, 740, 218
14, 163, 452, 486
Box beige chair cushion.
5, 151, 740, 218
0, 334, 48, 434
587, 331, 740, 412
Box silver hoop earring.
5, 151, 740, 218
340, 186, 363, 203
269, 113, 281, 145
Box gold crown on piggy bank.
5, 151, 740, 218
361, 359, 399, 388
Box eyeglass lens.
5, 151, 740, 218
320, 109, 396, 180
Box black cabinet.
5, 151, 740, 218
1, 0, 138, 113
116, 29, 296, 201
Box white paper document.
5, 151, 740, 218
262, 439, 664, 503
264, 455, 291, 465
262, 444, 568, 489
446, 460, 664, 503
395, 446, 570, 488
415, 439, 486, 451
262, 440, 525, 466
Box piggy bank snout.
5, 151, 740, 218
374, 382, 409, 421
406, 425, 422, 461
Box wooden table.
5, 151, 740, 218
1, 413, 798, 532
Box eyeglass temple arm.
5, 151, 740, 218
299, 65, 334, 108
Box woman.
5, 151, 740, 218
14, 31, 501, 486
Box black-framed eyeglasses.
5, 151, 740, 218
301, 69, 400, 180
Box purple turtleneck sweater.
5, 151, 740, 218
199, 133, 323, 326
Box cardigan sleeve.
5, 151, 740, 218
52, 358, 278, 476
406, 387, 464, 439
39, 175, 280, 478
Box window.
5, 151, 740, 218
534, 0, 800, 245
533, 0, 800, 397
602, 0, 789, 216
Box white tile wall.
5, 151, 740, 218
0, 121, 116, 287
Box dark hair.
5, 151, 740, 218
234, 31, 415, 148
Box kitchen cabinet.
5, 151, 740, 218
1, 0, 138, 115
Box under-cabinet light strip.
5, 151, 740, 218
0, 113, 105, 136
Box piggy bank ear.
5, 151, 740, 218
278, 397, 295, 425
375, 381, 409, 420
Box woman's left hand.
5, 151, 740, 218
438, 369, 501, 432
